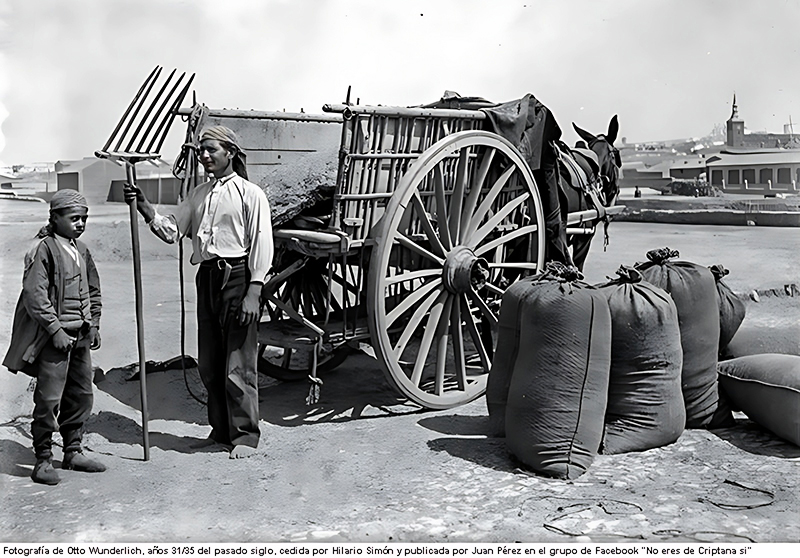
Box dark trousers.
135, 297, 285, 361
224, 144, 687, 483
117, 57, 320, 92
196, 260, 260, 448
31, 327, 93, 460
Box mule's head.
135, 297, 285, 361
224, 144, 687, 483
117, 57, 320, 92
573, 115, 621, 205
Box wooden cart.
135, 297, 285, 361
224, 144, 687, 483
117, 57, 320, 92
176, 100, 622, 410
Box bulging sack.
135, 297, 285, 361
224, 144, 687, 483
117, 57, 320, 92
636, 248, 730, 428
709, 264, 746, 354
501, 263, 611, 479
487, 273, 528, 438
718, 354, 800, 446
596, 266, 685, 454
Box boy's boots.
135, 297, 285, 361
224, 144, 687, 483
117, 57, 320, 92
62, 450, 106, 473
31, 459, 61, 485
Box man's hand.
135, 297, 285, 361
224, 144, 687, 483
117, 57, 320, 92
52, 329, 74, 352
122, 182, 156, 222
239, 283, 263, 325
89, 326, 102, 350
122, 182, 144, 205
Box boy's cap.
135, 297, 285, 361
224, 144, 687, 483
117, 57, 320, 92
50, 189, 88, 212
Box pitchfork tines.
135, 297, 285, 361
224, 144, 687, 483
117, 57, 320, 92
96, 65, 195, 162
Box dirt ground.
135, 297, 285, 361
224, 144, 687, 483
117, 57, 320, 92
0, 198, 798, 544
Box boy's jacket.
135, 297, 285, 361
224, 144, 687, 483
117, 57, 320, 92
3, 236, 101, 375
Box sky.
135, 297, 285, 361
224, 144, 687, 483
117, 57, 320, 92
0, 0, 798, 167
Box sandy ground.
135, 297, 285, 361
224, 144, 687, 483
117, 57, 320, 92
0, 198, 798, 543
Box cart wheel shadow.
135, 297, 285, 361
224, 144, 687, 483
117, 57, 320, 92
418, 413, 517, 472
258, 352, 426, 426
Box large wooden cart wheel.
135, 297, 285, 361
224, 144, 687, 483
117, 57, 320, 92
367, 131, 545, 409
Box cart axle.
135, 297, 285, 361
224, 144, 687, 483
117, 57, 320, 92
443, 246, 490, 294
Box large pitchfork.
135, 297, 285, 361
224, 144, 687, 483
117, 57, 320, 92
96, 66, 194, 460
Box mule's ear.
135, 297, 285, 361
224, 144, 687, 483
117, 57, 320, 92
607, 115, 619, 144
573, 123, 596, 144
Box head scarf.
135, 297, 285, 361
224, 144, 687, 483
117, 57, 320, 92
37, 190, 88, 238
50, 189, 88, 212
199, 125, 248, 179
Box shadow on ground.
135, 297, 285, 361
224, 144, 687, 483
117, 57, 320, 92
85, 411, 229, 456
94, 352, 425, 431
256, 353, 425, 426
0, 439, 35, 478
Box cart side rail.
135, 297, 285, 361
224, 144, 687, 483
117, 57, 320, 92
322, 103, 487, 246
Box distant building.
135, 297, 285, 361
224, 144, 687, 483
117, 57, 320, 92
726, 94, 798, 149
668, 157, 707, 180
56, 156, 181, 204
706, 149, 800, 195
56, 157, 127, 204
107, 159, 182, 205
618, 161, 671, 190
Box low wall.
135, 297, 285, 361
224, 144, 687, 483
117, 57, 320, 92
616, 208, 800, 227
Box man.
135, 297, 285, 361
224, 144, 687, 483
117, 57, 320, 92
124, 126, 273, 459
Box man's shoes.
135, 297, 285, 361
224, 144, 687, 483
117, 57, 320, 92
62, 451, 106, 473
31, 459, 61, 485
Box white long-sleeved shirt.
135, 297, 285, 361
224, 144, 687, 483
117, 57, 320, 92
148, 173, 273, 283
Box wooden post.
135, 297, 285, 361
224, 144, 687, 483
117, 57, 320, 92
125, 161, 150, 461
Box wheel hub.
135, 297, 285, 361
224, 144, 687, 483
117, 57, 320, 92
442, 246, 490, 293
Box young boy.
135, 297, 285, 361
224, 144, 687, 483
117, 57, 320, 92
3, 189, 105, 485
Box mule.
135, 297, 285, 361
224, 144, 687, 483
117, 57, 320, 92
557, 115, 621, 271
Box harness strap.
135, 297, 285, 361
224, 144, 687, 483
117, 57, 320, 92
556, 145, 607, 221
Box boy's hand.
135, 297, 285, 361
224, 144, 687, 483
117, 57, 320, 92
52, 329, 74, 352
89, 327, 101, 350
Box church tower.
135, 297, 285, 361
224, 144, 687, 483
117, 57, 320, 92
726, 94, 745, 147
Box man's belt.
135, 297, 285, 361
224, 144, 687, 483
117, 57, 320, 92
200, 256, 248, 267
201, 256, 248, 290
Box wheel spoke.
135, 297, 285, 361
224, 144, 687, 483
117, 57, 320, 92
329, 269, 360, 297
482, 281, 505, 296
433, 166, 452, 250
461, 296, 491, 372
488, 262, 539, 270
386, 278, 442, 328
410, 191, 447, 257
433, 295, 455, 395
449, 148, 469, 244
289, 281, 302, 312
301, 281, 314, 318
385, 268, 441, 287
460, 147, 496, 236
308, 277, 328, 316
464, 164, 515, 239
393, 286, 443, 360
467, 288, 498, 327
467, 193, 530, 248
474, 223, 540, 256
410, 290, 450, 387
397, 233, 445, 265
450, 301, 466, 390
